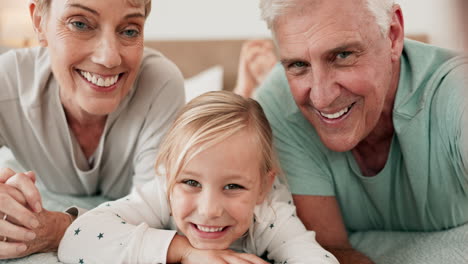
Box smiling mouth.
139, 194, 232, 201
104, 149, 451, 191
318, 102, 356, 120
193, 224, 228, 233
78, 70, 122, 87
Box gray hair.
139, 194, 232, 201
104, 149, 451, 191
260, 0, 395, 35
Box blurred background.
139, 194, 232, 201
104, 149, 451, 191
0, 0, 466, 50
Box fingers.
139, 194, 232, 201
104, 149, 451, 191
3, 184, 27, 206
236, 253, 269, 264
6, 173, 42, 213
222, 254, 252, 264
24, 171, 36, 183
0, 190, 40, 229
222, 253, 266, 264
0, 168, 16, 183
0, 217, 36, 242
0, 241, 27, 259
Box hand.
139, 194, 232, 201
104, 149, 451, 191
168, 235, 268, 264
0, 169, 44, 259
233, 39, 277, 98
182, 247, 269, 264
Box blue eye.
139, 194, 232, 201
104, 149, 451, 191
224, 184, 244, 190
122, 29, 140, 38
337, 51, 352, 59
291, 61, 307, 68
71, 21, 89, 30
183, 179, 201, 188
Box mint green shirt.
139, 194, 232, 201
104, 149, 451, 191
256, 39, 468, 232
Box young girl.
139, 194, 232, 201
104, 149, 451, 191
58, 91, 338, 264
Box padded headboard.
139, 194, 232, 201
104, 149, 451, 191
146, 34, 429, 91
145, 40, 245, 91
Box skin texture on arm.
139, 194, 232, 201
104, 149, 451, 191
293, 195, 374, 264
168, 234, 268, 264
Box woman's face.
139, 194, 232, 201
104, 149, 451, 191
36, 0, 146, 118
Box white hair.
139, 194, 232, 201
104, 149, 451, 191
260, 0, 395, 35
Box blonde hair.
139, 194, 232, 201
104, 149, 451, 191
36, 0, 152, 18
155, 91, 281, 199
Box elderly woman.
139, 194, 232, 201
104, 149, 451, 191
0, 0, 184, 259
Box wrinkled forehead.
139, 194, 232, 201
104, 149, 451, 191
274, 0, 374, 43
42, 0, 148, 15
273, 0, 370, 31
125, 0, 147, 8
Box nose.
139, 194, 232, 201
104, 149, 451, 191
197, 190, 223, 219
308, 67, 340, 110
91, 30, 122, 68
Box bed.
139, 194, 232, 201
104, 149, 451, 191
1, 35, 467, 264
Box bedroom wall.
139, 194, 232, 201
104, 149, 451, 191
145, 0, 465, 51
0, 0, 465, 50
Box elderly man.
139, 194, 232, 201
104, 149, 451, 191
255, 0, 468, 263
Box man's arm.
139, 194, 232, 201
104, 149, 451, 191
293, 194, 374, 264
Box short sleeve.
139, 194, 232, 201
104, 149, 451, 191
256, 64, 335, 196
433, 60, 468, 179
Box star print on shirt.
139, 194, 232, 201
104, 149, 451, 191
97, 233, 104, 240
79, 258, 84, 264
269, 223, 274, 229
74, 228, 81, 235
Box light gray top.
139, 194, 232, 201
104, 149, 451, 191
0, 47, 185, 199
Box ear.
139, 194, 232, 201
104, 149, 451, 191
256, 170, 276, 205
29, 0, 48, 47
388, 4, 405, 62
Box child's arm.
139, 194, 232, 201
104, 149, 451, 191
168, 235, 269, 264
253, 179, 340, 264
57, 178, 177, 264
57, 177, 268, 264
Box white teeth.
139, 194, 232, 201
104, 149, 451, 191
320, 105, 352, 119
80, 70, 119, 87
196, 225, 224, 232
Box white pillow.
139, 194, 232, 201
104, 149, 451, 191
184, 65, 224, 103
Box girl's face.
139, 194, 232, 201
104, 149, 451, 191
170, 130, 270, 250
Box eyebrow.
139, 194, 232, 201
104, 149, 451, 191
179, 170, 201, 178
280, 41, 363, 65
66, 3, 145, 19
327, 41, 363, 54
180, 171, 254, 184
66, 3, 99, 15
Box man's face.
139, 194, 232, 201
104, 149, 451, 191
274, 0, 402, 152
